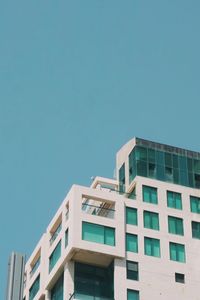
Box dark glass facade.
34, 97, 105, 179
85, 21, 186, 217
74, 262, 114, 300
51, 273, 63, 300
127, 142, 200, 189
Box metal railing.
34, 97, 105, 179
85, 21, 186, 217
49, 223, 62, 245
29, 257, 40, 278
82, 203, 115, 219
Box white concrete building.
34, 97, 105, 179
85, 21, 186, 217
22, 138, 200, 300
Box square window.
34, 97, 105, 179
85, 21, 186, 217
143, 211, 159, 230
190, 196, 200, 214
175, 273, 185, 283
191, 221, 200, 239
144, 237, 160, 257
168, 216, 184, 236
127, 289, 139, 300
126, 207, 138, 225
126, 261, 139, 281
167, 191, 182, 210
169, 242, 185, 263
143, 185, 158, 204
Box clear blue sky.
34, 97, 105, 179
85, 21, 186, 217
1, 0, 200, 297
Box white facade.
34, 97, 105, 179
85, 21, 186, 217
23, 138, 200, 300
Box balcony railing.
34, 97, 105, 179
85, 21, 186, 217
30, 257, 40, 278
82, 203, 115, 219
49, 223, 62, 245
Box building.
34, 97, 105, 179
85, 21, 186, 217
6, 252, 25, 300
22, 137, 200, 300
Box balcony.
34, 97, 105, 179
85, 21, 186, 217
49, 222, 62, 246
82, 202, 115, 219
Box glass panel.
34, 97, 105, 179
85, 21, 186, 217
82, 222, 115, 246
105, 227, 115, 246
137, 160, 147, 177
170, 243, 177, 261
192, 221, 200, 239
127, 289, 139, 300
144, 211, 151, 228
165, 153, 172, 167
168, 216, 183, 235
194, 159, 200, 173
75, 262, 114, 299
29, 275, 40, 300
173, 154, 179, 168
144, 238, 152, 256
148, 163, 156, 178
127, 261, 139, 281
177, 244, 185, 262
126, 208, 137, 225
152, 213, 159, 230
119, 163, 125, 193
167, 191, 182, 210
126, 234, 138, 253
187, 158, 193, 171
49, 241, 61, 273
51, 273, 63, 300
144, 237, 160, 257
136, 146, 147, 161
82, 222, 104, 244
190, 196, 200, 213
144, 211, 159, 230
143, 186, 157, 204
179, 156, 187, 171
153, 239, 160, 257
170, 243, 185, 263
148, 148, 155, 163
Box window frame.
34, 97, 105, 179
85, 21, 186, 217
168, 216, 184, 236
144, 237, 161, 258
169, 242, 186, 263
143, 185, 158, 204
143, 210, 159, 230
167, 191, 182, 210
126, 261, 139, 281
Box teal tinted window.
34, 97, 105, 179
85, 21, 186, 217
126, 233, 138, 253
168, 216, 184, 236
49, 240, 61, 273
143, 185, 157, 204
105, 227, 115, 246
167, 191, 182, 210
127, 289, 139, 300
192, 221, 200, 239
128, 141, 200, 189
126, 261, 139, 281
119, 163, 125, 193
126, 207, 138, 225
51, 273, 63, 300
144, 237, 160, 257
129, 149, 136, 183
143, 211, 159, 230
74, 262, 114, 299
82, 222, 115, 246
136, 146, 147, 161
190, 196, 200, 213
169, 242, 185, 263
29, 275, 40, 300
